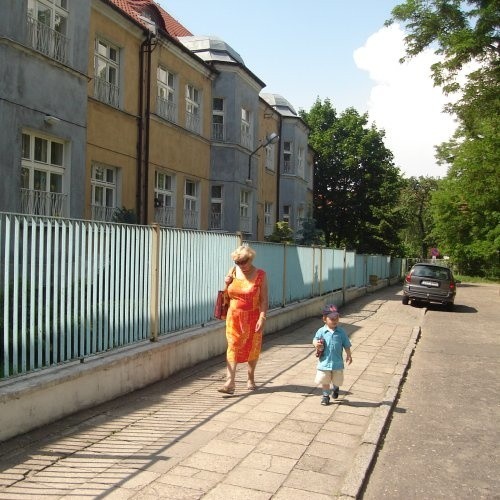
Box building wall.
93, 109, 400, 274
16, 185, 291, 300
0, 0, 89, 217
86, 2, 144, 221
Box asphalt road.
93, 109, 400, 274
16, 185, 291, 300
361, 283, 500, 499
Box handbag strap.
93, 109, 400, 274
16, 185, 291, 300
224, 266, 236, 291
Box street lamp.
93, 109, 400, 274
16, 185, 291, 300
246, 132, 280, 184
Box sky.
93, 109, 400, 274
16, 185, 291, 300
156, 0, 458, 178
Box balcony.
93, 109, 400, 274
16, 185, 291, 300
283, 160, 296, 175
94, 76, 120, 108
239, 216, 250, 233
186, 111, 200, 134
26, 15, 69, 64
210, 212, 222, 230
212, 123, 225, 142
156, 96, 176, 123
91, 205, 117, 222
20, 189, 68, 217
154, 206, 175, 227
183, 210, 199, 230
241, 130, 253, 150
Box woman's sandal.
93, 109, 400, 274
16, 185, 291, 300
247, 382, 257, 391
217, 385, 235, 395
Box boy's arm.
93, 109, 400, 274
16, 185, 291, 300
344, 347, 352, 365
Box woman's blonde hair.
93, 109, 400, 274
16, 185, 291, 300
231, 245, 256, 262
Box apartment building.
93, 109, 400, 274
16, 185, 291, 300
261, 93, 314, 238
0, 0, 313, 241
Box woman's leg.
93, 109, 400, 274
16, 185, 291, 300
247, 359, 258, 389
225, 360, 237, 388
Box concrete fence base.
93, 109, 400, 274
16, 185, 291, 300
0, 285, 377, 442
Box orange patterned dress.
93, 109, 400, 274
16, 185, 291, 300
226, 269, 266, 363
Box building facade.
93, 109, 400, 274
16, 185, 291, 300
0, 0, 313, 241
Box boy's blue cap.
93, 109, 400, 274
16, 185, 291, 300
322, 304, 339, 318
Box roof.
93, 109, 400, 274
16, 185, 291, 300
260, 93, 297, 117
177, 36, 244, 65
107, 0, 193, 37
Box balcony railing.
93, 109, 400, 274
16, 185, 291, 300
20, 189, 68, 217
241, 130, 253, 150
183, 209, 199, 229
156, 96, 176, 123
283, 160, 296, 175
91, 204, 117, 222
239, 216, 250, 233
94, 76, 120, 108
210, 212, 222, 230
26, 15, 69, 64
212, 123, 225, 142
186, 111, 200, 134
154, 206, 176, 227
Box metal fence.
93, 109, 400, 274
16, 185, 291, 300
1, 212, 405, 379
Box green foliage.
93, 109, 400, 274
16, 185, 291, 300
265, 221, 294, 243
398, 176, 439, 257
112, 207, 138, 224
296, 218, 324, 246
301, 99, 405, 255
388, 0, 500, 276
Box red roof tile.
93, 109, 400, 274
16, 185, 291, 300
106, 0, 192, 38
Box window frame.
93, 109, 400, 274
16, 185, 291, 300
185, 84, 201, 133
20, 130, 68, 217
94, 37, 120, 108
157, 66, 176, 122
91, 163, 119, 222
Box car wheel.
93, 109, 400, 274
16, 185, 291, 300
445, 302, 454, 311
402, 295, 409, 305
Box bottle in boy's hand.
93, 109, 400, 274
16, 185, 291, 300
315, 338, 324, 357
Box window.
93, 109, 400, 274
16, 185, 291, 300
154, 171, 175, 226
20, 131, 67, 217
212, 98, 225, 141
239, 190, 251, 233
27, 0, 69, 63
264, 202, 274, 236
185, 85, 200, 133
210, 185, 223, 230
241, 108, 252, 149
157, 66, 176, 122
91, 164, 118, 221
94, 38, 120, 107
283, 142, 293, 174
183, 179, 199, 229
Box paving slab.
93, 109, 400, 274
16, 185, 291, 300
0, 285, 421, 499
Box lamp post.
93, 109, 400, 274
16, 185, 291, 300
246, 132, 279, 184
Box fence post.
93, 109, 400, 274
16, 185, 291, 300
236, 231, 243, 247
282, 243, 287, 307
150, 224, 160, 342
342, 247, 347, 305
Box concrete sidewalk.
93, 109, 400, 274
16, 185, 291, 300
0, 286, 421, 499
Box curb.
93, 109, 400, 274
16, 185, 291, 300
339, 324, 422, 498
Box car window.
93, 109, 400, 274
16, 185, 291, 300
412, 266, 450, 280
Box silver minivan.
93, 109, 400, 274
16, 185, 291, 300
402, 263, 459, 310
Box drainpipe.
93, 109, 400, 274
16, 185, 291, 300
276, 116, 283, 222
137, 32, 156, 225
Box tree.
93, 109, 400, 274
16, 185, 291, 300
397, 176, 439, 258
388, 0, 500, 276
301, 99, 405, 255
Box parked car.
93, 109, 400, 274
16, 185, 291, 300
402, 263, 459, 310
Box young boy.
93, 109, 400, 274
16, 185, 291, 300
313, 304, 352, 405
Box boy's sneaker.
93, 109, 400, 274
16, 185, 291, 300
332, 387, 339, 399
321, 395, 330, 406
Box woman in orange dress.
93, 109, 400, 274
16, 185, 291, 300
218, 245, 268, 394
